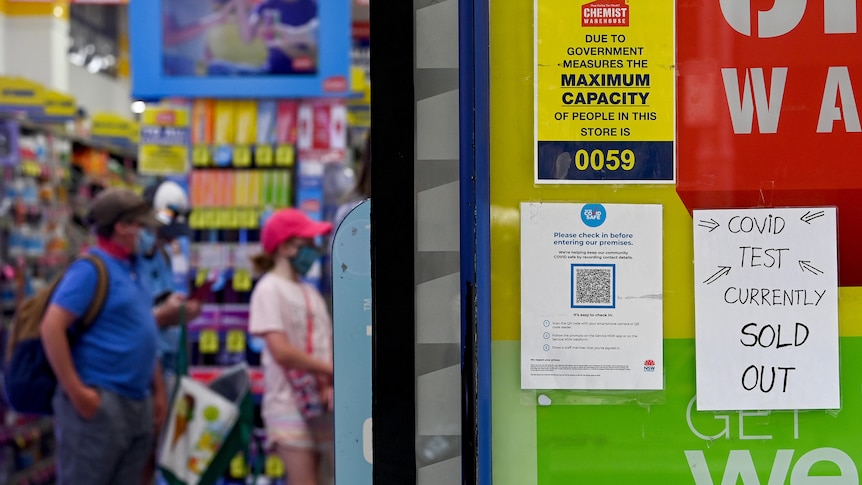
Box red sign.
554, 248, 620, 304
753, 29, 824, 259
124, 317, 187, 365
581, 0, 630, 27
677, 1, 862, 285
155, 111, 176, 125
297, 100, 347, 162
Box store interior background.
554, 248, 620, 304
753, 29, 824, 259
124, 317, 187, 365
0, 1, 397, 484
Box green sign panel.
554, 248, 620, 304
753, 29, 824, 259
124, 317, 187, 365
535, 339, 862, 484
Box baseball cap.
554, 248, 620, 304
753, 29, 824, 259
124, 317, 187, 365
86, 187, 161, 230
261, 208, 333, 254
143, 180, 191, 239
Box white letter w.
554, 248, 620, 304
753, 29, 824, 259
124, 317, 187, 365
722, 68, 788, 134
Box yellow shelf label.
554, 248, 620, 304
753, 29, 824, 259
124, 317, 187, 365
201, 210, 219, 229
189, 210, 204, 229
232, 269, 253, 292
256, 145, 274, 167
275, 144, 294, 167
192, 144, 211, 167
199, 329, 219, 354
265, 455, 285, 478
226, 330, 246, 353
230, 454, 246, 478
233, 145, 252, 167
194, 269, 209, 288
243, 210, 260, 229
225, 209, 239, 229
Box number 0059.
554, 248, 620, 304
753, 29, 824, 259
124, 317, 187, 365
574, 149, 635, 171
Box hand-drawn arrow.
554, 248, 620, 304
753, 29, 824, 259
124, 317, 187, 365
800, 210, 825, 224
703, 266, 731, 285
697, 218, 720, 232
798, 260, 824, 275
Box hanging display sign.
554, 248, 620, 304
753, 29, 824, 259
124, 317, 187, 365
534, 0, 674, 183
130, 0, 351, 99
520, 202, 663, 390
0, 77, 45, 116
138, 104, 191, 175
38, 90, 77, 122
693, 207, 839, 411
297, 99, 347, 163
91, 112, 139, 147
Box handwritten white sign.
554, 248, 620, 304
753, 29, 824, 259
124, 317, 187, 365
693, 208, 839, 411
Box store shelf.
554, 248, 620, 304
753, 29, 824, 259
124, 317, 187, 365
15, 118, 137, 161
8, 456, 56, 485
0, 417, 53, 449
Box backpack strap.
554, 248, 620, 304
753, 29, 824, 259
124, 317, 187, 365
77, 253, 110, 329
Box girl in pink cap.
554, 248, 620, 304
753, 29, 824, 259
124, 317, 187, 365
248, 208, 334, 485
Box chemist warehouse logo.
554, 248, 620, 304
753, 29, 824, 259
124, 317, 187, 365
582, 0, 630, 27
643, 359, 656, 372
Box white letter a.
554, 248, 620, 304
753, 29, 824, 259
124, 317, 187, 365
818, 66, 861, 133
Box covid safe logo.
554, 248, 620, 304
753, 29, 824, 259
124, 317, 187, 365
581, 0, 630, 27
581, 204, 607, 227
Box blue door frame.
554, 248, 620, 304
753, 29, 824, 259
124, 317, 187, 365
459, 0, 491, 484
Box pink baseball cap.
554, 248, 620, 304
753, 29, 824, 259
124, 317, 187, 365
261, 208, 333, 254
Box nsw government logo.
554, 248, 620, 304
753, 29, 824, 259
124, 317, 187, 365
643, 359, 656, 372
581, 0, 630, 27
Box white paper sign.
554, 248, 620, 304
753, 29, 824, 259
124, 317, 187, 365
521, 202, 663, 390
693, 208, 839, 411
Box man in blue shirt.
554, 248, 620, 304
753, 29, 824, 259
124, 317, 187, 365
40, 188, 188, 484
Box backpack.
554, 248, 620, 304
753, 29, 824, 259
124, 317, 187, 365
3, 253, 109, 415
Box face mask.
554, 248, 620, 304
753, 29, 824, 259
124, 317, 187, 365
290, 245, 320, 275
137, 228, 156, 255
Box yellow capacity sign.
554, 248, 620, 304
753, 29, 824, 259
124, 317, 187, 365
138, 104, 190, 175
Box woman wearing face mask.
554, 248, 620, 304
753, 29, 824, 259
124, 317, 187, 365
249, 208, 334, 485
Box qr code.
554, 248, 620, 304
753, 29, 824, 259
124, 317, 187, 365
572, 265, 615, 308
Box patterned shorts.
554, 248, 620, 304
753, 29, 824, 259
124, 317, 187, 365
264, 408, 334, 452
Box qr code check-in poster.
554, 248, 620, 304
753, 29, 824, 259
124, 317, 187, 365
520, 202, 663, 390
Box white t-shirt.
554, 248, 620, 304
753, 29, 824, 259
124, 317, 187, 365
248, 272, 333, 417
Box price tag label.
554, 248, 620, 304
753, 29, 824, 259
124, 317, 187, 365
22, 161, 40, 177
234, 209, 249, 229
265, 455, 285, 478
192, 144, 211, 167
233, 145, 252, 168
232, 269, 253, 292
227, 209, 242, 229
244, 210, 260, 229
225, 210, 239, 229
230, 454, 246, 478
255, 145, 274, 167
194, 269, 210, 288
201, 210, 218, 229
199, 330, 219, 354
226, 330, 246, 353
275, 144, 294, 167
215, 210, 233, 229
189, 210, 204, 229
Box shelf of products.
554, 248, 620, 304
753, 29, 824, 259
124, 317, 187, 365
0, 113, 143, 485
